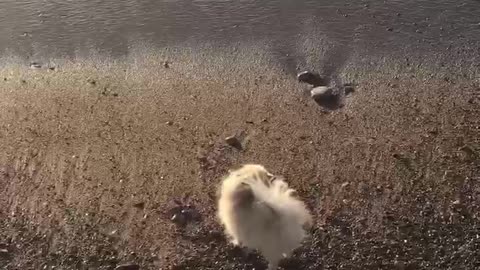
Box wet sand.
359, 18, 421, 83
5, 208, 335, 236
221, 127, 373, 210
0, 45, 479, 269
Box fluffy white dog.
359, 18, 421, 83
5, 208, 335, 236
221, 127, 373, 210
217, 164, 312, 269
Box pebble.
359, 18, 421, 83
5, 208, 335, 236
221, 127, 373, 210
344, 84, 355, 95
30, 62, 42, 69
310, 86, 331, 98
0, 249, 10, 258
225, 135, 242, 150
297, 71, 327, 87
169, 203, 202, 227
310, 85, 347, 110
171, 213, 186, 225
115, 263, 140, 270
133, 202, 145, 209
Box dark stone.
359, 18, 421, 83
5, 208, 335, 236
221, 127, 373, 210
115, 263, 140, 270
0, 248, 10, 259
297, 71, 328, 87
171, 213, 186, 226
343, 83, 355, 95
169, 204, 202, 227
133, 202, 145, 209
30, 62, 42, 69
310, 86, 343, 110
225, 135, 242, 150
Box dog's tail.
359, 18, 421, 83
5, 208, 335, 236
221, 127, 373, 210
257, 178, 312, 229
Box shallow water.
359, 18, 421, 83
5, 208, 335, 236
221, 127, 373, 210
1, 0, 479, 64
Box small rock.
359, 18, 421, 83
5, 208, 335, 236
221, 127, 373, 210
225, 135, 242, 150
48, 67, 56, 71
452, 199, 461, 205
87, 79, 96, 85
343, 83, 355, 95
459, 145, 475, 156
297, 71, 327, 87
310, 86, 331, 97
115, 263, 140, 270
428, 128, 439, 135
171, 213, 186, 226
341, 182, 350, 188
386, 27, 393, 31
394, 260, 406, 270
169, 203, 202, 227
310, 86, 343, 110
133, 202, 145, 209
30, 62, 42, 69
166, 121, 173, 126
388, 82, 399, 88
163, 61, 170, 68
0, 249, 10, 259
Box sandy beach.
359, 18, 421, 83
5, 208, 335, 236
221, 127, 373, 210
0, 44, 479, 269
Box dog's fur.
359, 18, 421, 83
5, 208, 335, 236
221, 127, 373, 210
217, 164, 312, 269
